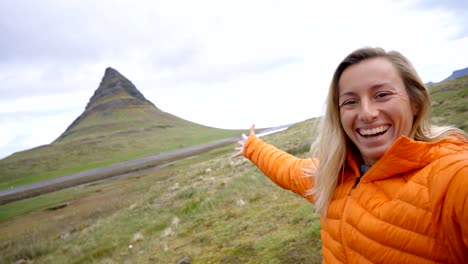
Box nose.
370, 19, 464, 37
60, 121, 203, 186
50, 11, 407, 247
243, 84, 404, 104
359, 100, 378, 122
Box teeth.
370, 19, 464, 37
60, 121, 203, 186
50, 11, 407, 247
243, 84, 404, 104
359, 126, 389, 136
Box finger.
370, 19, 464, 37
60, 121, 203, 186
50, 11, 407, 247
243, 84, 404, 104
250, 124, 256, 135
241, 133, 248, 140
230, 151, 242, 158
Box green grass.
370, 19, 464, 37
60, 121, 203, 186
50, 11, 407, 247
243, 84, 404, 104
430, 76, 468, 130
0, 126, 245, 190
0, 122, 322, 263
0, 160, 117, 190
0, 192, 73, 222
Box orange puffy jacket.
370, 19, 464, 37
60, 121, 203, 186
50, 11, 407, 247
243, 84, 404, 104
243, 135, 468, 263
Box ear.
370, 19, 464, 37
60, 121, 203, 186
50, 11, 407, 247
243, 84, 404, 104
412, 103, 419, 116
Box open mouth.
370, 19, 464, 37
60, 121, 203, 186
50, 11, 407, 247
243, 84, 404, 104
357, 125, 389, 138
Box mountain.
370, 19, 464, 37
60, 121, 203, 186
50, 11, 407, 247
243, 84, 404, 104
57, 67, 157, 141
426, 67, 468, 86
441, 67, 468, 82
54, 67, 209, 143
0, 68, 242, 190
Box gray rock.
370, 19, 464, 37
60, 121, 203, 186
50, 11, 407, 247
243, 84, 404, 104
177, 256, 190, 264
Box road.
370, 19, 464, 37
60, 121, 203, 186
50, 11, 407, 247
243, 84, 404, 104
0, 125, 290, 205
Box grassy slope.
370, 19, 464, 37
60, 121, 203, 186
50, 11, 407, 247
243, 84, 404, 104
0, 121, 322, 264
0, 104, 244, 190
429, 75, 468, 130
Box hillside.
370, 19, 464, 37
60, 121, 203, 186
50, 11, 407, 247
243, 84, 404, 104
429, 75, 468, 131
0, 68, 243, 190
0, 120, 320, 264
441, 67, 468, 82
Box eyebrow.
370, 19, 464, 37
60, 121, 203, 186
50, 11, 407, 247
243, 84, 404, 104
339, 83, 388, 98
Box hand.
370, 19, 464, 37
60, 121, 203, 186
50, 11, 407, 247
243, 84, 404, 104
231, 124, 255, 158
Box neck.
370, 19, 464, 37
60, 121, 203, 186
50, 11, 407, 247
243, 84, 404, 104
360, 163, 371, 175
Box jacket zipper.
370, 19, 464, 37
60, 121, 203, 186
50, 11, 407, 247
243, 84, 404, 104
342, 174, 362, 261
351, 175, 362, 189
350, 163, 369, 190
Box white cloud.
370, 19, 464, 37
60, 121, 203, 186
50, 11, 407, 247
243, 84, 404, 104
0, 111, 79, 158
0, 0, 467, 158
0, 93, 87, 114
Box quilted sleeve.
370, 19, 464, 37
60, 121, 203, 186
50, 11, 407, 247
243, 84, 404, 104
443, 165, 468, 263
243, 135, 315, 203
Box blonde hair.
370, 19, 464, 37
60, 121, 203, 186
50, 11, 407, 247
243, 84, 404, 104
309, 47, 467, 217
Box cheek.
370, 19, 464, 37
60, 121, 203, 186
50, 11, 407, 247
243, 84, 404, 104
340, 111, 353, 135
393, 102, 415, 132
403, 110, 415, 134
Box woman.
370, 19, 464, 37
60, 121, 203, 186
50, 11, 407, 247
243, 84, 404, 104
233, 47, 468, 263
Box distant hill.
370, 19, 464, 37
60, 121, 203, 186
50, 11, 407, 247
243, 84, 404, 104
426, 67, 468, 86
0, 68, 243, 190
442, 67, 468, 82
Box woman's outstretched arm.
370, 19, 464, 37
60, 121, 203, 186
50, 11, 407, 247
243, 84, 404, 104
232, 125, 315, 203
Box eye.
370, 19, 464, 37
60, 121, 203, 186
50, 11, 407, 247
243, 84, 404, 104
375, 92, 391, 99
339, 99, 357, 108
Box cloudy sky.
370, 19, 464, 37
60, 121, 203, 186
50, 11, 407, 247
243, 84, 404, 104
0, 0, 467, 159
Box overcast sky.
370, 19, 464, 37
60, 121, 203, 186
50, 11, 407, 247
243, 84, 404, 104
0, 0, 467, 159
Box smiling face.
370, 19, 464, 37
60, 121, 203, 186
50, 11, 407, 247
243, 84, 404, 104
338, 57, 418, 165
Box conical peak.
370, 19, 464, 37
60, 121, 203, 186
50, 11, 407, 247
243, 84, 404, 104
103, 67, 123, 81
105, 66, 119, 74
58, 67, 158, 138
85, 67, 152, 111
99, 67, 137, 96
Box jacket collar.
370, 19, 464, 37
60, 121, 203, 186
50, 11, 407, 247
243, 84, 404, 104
346, 135, 454, 183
